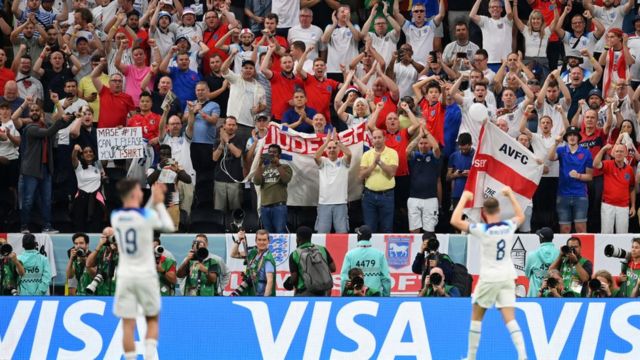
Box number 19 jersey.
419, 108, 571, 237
111, 205, 175, 278
469, 220, 518, 283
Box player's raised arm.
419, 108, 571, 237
451, 190, 473, 232
145, 183, 176, 232
502, 186, 525, 226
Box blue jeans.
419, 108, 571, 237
21, 165, 53, 227
556, 195, 588, 225
362, 189, 394, 233
315, 204, 349, 233
261, 204, 288, 233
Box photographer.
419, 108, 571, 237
342, 268, 380, 297
287, 226, 336, 296
587, 270, 621, 298
177, 236, 220, 296
17, 234, 51, 295
419, 267, 460, 297
0, 237, 25, 295
86, 228, 119, 296
65, 233, 96, 296
153, 238, 177, 296
147, 144, 192, 229
619, 238, 640, 297
340, 225, 392, 296
538, 270, 573, 298
411, 232, 454, 288
524, 227, 559, 297
230, 229, 276, 296
549, 237, 593, 297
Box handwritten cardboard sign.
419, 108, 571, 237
97, 127, 144, 160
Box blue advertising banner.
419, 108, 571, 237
1, 298, 639, 359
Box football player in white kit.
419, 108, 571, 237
450, 187, 527, 360
104, 179, 175, 360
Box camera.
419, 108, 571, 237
604, 244, 627, 259
86, 274, 104, 294
230, 273, 254, 296
546, 277, 559, 289
351, 276, 364, 290
588, 278, 602, 293
426, 238, 440, 253
155, 245, 164, 258
261, 153, 271, 166
429, 273, 443, 287
75, 248, 86, 258
195, 247, 209, 262
561, 245, 575, 256
231, 208, 245, 232
0, 243, 13, 257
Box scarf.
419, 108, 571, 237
603, 28, 627, 97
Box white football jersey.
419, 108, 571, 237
469, 220, 518, 283
111, 203, 174, 278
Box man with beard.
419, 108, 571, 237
13, 95, 72, 233
262, 43, 303, 123
215, 27, 267, 74
204, 54, 229, 119
201, 10, 233, 76
12, 47, 44, 103
33, 46, 82, 113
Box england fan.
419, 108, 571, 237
108, 180, 175, 360
450, 187, 527, 360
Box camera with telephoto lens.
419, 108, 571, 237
429, 273, 443, 287
155, 245, 164, 258
230, 273, 254, 296
604, 244, 627, 259
195, 247, 208, 262
85, 274, 104, 294
75, 248, 86, 258
0, 243, 13, 257
546, 277, 559, 289
561, 245, 576, 256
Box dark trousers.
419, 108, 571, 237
532, 177, 559, 232
587, 175, 603, 233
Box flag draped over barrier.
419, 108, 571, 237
247, 123, 368, 207
464, 122, 544, 222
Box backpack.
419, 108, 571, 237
450, 263, 473, 297
296, 245, 333, 293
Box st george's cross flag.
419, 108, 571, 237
464, 121, 544, 222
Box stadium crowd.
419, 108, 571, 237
1, 0, 640, 296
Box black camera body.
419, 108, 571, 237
75, 248, 86, 258
561, 245, 576, 256
546, 277, 559, 289
351, 276, 364, 290
195, 247, 209, 262
0, 243, 13, 257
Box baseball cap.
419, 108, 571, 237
158, 11, 172, 21
563, 126, 582, 142
255, 114, 269, 122
587, 88, 602, 100
535, 227, 554, 243
182, 7, 196, 17
240, 28, 253, 36
344, 86, 361, 97
356, 225, 372, 241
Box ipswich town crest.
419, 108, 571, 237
385, 235, 412, 269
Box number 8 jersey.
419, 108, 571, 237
469, 220, 518, 283
111, 204, 175, 278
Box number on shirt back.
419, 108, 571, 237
355, 260, 376, 268
496, 239, 506, 260
117, 229, 137, 255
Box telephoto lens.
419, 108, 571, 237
75, 248, 86, 258
546, 277, 558, 289
154, 245, 165, 258
196, 247, 209, 262
604, 244, 627, 259
588, 279, 602, 292
429, 273, 443, 286
351, 276, 365, 290
86, 274, 104, 294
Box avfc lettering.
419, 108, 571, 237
498, 143, 528, 165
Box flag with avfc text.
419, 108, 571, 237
464, 122, 544, 222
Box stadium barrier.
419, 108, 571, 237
0, 297, 638, 359
0, 233, 633, 295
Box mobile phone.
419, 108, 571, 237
261, 153, 270, 165
456, 52, 467, 59
429, 51, 438, 63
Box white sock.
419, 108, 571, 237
145, 339, 158, 360
124, 352, 136, 360
467, 320, 482, 360
506, 320, 527, 360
